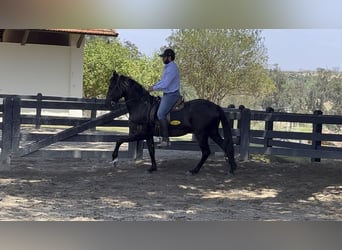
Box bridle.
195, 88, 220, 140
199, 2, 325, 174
110, 74, 151, 107
109, 74, 159, 124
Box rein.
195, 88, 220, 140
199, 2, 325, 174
111, 74, 155, 114
123, 91, 150, 105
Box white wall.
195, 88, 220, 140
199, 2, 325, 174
0, 36, 84, 116
0, 38, 83, 98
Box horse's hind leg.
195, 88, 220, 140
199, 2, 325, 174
226, 139, 237, 174
189, 133, 211, 175
210, 130, 237, 174
146, 136, 157, 173
209, 130, 225, 150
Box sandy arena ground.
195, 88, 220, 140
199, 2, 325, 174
0, 150, 341, 221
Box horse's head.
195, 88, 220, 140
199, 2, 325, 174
106, 71, 126, 107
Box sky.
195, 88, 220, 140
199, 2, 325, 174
116, 29, 342, 71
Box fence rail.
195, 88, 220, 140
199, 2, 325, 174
1, 93, 342, 165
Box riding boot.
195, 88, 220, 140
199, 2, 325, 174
157, 119, 170, 147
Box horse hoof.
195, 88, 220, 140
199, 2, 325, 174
110, 158, 118, 167
187, 170, 197, 175
147, 168, 157, 173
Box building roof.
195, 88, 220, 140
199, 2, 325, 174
0, 29, 119, 42
0, 29, 119, 47
46, 29, 119, 37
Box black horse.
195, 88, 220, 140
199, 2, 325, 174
106, 71, 237, 175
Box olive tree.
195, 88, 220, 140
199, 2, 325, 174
167, 29, 274, 105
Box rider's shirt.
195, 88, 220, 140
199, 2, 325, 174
152, 61, 180, 94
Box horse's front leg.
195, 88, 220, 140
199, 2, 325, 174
111, 141, 123, 166
111, 134, 148, 167
145, 136, 157, 172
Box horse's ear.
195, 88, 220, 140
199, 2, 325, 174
113, 70, 116, 76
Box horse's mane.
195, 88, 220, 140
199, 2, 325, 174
122, 75, 149, 97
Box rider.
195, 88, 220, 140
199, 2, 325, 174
148, 48, 181, 147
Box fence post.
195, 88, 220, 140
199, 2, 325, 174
11, 96, 21, 155
35, 93, 43, 129
127, 122, 144, 160
236, 105, 245, 131
90, 97, 97, 132
1, 96, 21, 166
227, 104, 235, 129
128, 140, 144, 160
264, 107, 274, 148
311, 110, 323, 162
133, 140, 144, 161
239, 107, 251, 161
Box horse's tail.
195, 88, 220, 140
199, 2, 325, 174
218, 105, 237, 173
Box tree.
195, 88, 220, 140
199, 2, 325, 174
83, 37, 162, 98
262, 65, 288, 110
309, 68, 342, 114
166, 29, 274, 105
328, 72, 342, 115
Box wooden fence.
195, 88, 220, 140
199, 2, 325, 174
1, 93, 342, 165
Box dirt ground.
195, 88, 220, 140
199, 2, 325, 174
0, 151, 341, 221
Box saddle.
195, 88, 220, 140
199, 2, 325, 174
149, 95, 185, 123
172, 95, 185, 111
